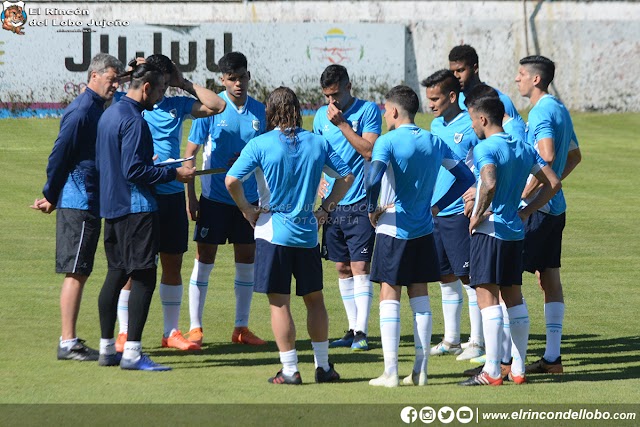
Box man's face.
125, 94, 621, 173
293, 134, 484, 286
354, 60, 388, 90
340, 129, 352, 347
515, 65, 535, 98
322, 82, 351, 110
468, 107, 485, 140
426, 85, 454, 119
221, 68, 250, 99
91, 67, 120, 100
449, 60, 476, 91
382, 101, 396, 131
142, 76, 166, 110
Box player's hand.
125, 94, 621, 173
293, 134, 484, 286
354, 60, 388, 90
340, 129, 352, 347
175, 166, 196, 183
518, 207, 531, 222
368, 203, 394, 228
241, 205, 263, 229
464, 199, 474, 218
314, 207, 329, 229
431, 205, 440, 217
469, 211, 491, 234
30, 197, 55, 214
462, 187, 476, 204
317, 176, 329, 199
227, 152, 241, 168
168, 61, 185, 88
187, 196, 200, 221
327, 101, 347, 127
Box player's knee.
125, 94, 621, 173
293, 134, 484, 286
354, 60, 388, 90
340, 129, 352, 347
335, 262, 352, 277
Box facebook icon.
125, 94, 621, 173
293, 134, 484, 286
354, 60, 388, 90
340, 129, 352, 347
401, 406, 418, 424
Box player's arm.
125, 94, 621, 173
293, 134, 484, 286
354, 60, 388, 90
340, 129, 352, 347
469, 164, 496, 232
521, 135, 555, 199
432, 160, 475, 215
519, 164, 562, 221
365, 160, 389, 227
315, 142, 355, 226
167, 66, 226, 118
561, 136, 581, 180
225, 143, 261, 227
184, 141, 201, 221
327, 101, 378, 161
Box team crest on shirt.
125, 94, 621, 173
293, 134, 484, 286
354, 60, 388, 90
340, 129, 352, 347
454, 133, 464, 144
169, 108, 177, 119
351, 120, 358, 132
200, 227, 209, 238
252, 120, 260, 132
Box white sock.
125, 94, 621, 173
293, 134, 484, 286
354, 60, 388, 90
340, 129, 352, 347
117, 289, 130, 334
123, 341, 142, 361
353, 274, 373, 334
500, 302, 512, 364
338, 277, 357, 331
311, 341, 330, 371
440, 280, 463, 344
100, 338, 116, 355
380, 300, 401, 376
410, 296, 432, 375
544, 302, 565, 362
60, 337, 77, 351
159, 283, 182, 337
464, 284, 483, 345
508, 304, 530, 376
480, 305, 504, 378
189, 260, 214, 330
279, 349, 298, 376
234, 263, 254, 328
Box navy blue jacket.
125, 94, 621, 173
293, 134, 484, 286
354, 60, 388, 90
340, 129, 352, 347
96, 95, 177, 219
43, 87, 105, 215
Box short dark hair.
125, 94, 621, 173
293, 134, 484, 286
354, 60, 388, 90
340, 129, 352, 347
218, 52, 248, 74
466, 94, 505, 126
519, 55, 555, 89
145, 54, 174, 75
320, 64, 350, 89
421, 69, 461, 95
129, 63, 163, 90
464, 83, 499, 106
385, 85, 420, 117
448, 44, 479, 68
266, 87, 303, 140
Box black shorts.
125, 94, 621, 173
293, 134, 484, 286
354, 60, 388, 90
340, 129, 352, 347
433, 214, 471, 277
194, 196, 256, 245
254, 239, 323, 296
55, 208, 101, 276
321, 199, 375, 262
523, 211, 565, 273
157, 192, 188, 254
370, 233, 441, 286
470, 233, 523, 287
104, 212, 159, 274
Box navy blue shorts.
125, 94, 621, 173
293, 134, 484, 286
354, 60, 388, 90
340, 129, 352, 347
157, 192, 188, 254
321, 199, 375, 262
194, 196, 256, 245
470, 233, 523, 287
370, 233, 441, 286
523, 211, 565, 273
433, 214, 471, 277
104, 212, 159, 274
254, 239, 324, 296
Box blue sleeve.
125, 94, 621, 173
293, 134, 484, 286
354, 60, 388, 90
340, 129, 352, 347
42, 111, 83, 204
361, 102, 382, 135
323, 140, 351, 178
188, 117, 209, 145
122, 119, 176, 184
228, 139, 259, 181
474, 143, 496, 171
312, 111, 322, 134
498, 91, 521, 121
366, 135, 390, 212
434, 145, 475, 211
179, 96, 196, 119
529, 107, 555, 143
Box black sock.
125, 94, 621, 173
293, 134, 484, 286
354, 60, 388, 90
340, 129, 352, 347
98, 268, 128, 339
127, 268, 157, 342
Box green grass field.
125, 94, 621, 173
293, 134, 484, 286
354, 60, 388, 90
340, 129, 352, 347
0, 112, 639, 413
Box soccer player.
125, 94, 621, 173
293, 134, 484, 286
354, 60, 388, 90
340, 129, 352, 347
421, 69, 484, 361
313, 64, 382, 351
226, 87, 354, 385
366, 86, 475, 387
31, 53, 123, 361
95, 63, 196, 371
458, 91, 561, 386
113, 54, 226, 353
516, 55, 582, 375
183, 52, 267, 346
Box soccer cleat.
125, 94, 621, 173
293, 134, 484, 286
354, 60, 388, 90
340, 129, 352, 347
456, 342, 485, 361
57, 339, 99, 362
315, 363, 341, 383
350, 331, 369, 351
402, 370, 428, 386
98, 352, 122, 367
369, 372, 399, 388
162, 330, 201, 351
525, 357, 564, 374
458, 370, 503, 386
463, 363, 511, 378
430, 340, 463, 356
186, 327, 203, 346
268, 370, 302, 385
115, 333, 127, 353
470, 355, 486, 364
232, 327, 266, 345
329, 330, 355, 348
120, 354, 172, 371
507, 371, 527, 384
